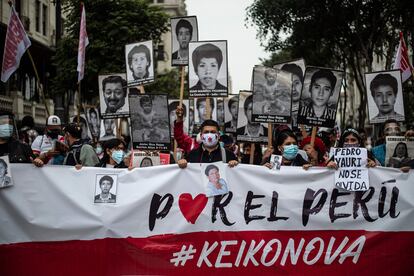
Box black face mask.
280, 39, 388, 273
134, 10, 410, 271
47, 129, 60, 139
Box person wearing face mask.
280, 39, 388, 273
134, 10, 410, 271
326, 128, 377, 169
372, 119, 401, 166
263, 130, 310, 169
0, 111, 34, 163
96, 139, 127, 168
177, 119, 238, 168
31, 115, 66, 166
174, 106, 200, 154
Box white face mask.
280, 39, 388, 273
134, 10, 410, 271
202, 133, 219, 148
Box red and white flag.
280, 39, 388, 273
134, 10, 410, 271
1, 5, 31, 83
393, 32, 413, 82
77, 3, 89, 83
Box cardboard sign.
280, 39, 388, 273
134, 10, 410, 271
332, 147, 369, 191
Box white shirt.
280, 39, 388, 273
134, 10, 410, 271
31, 134, 65, 164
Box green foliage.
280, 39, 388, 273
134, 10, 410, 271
247, 0, 414, 128
52, 0, 169, 100
145, 69, 189, 99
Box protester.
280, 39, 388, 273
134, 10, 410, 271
31, 115, 66, 166
18, 115, 38, 145
372, 119, 401, 166
62, 123, 99, 167
326, 128, 377, 169
96, 138, 128, 168
177, 119, 238, 168
263, 130, 310, 169
300, 136, 327, 166
0, 111, 34, 163
240, 143, 263, 165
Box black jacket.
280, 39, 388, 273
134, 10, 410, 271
0, 138, 34, 163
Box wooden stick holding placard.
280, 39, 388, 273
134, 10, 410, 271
205, 97, 211, 120
268, 123, 273, 148
249, 143, 255, 164
115, 118, 121, 138
179, 66, 185, 108
310, 126, 318, 146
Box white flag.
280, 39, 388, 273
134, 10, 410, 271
77, 4, 89, 83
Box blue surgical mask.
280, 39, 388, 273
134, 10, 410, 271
0, 124, 14, 138
282, 144, 298, 160
111, 150, 125, 164
95, 146, 103, 155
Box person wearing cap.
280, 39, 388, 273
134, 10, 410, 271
31, 115, 66, 166
0, 111, 34, 163
62, 123, 99, 167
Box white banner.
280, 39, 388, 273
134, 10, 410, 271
0, 164, 413, 244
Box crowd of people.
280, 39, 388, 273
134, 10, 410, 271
1, 108, 413, 174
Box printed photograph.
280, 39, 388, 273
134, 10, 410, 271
236, 91, 268, 143
385, 136, 414, 168
168, 99, 189, 137
201, 162, 230, 197
85, 107, 100, 139
224, 95, 239, 133
98, 73, 129, 118
129, 94, 170, 150
252, 66, 292, 123
297, 66, 344, 128
365, 70, 405, 124
125, 40, 155, 87
188, 40, 228, 97
171, 16, 198, 66
94, 174, 118, 204
0, 156, 12, 188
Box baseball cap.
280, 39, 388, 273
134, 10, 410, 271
47, 115, 61, 126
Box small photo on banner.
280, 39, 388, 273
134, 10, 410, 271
385, 136, 414, 168
365, 70, 405, 124
224, 95, 239, 134
297, 66, 344, 128
0, 155, 13, 189
94, 174, 118, 204
98, 73, 129, 119
125, 40, 155, 87
129, 94, 170, 150
168, 99, 189, 138
201, 162, 230, 197
188, 40, 228, 97
85, 107, 100, 140
70, 114, 92, 141
236, 90, 268, 143
216, 98, 225, 127
252, 66, 292, 124
170, 16, 198, 66
193, 97, 217, 134
131, 151, 161, 168
274, 58, 306, 128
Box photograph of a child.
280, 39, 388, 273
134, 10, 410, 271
201, 162, 229, 197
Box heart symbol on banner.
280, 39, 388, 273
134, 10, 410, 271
178, 193, 208, 224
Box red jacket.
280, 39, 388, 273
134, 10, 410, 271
174, 121, 199, 153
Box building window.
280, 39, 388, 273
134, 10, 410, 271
42, 4, 48, 35
35, 1, 41, 33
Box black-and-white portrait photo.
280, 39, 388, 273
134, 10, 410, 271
85, 107, 100, 139
224, 95, 239, 133
130, 94, 170, 150
168, 99, 189, 137
99, 73, 129, 119
216, 98, 225, 127
94, 174, 118, 204
365, 70, 405, 124
171, 16, 198, 66
100, 118, 117, 141
385, 136, 414, 168
70, 114, 92, 141
274, 58, 305, 128
297, 67, 344, 128
236, 91, 268, 143
189, 99, 195, 136
194, 97, 217, 126
0, 156, 12, 188
188, 40, 228, 97
125, 40, 155, 87
252, 66, 292, 123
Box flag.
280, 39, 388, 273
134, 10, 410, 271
1, 5, 31, 83
393, 32, 413, 82
77, 3, 89, 83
